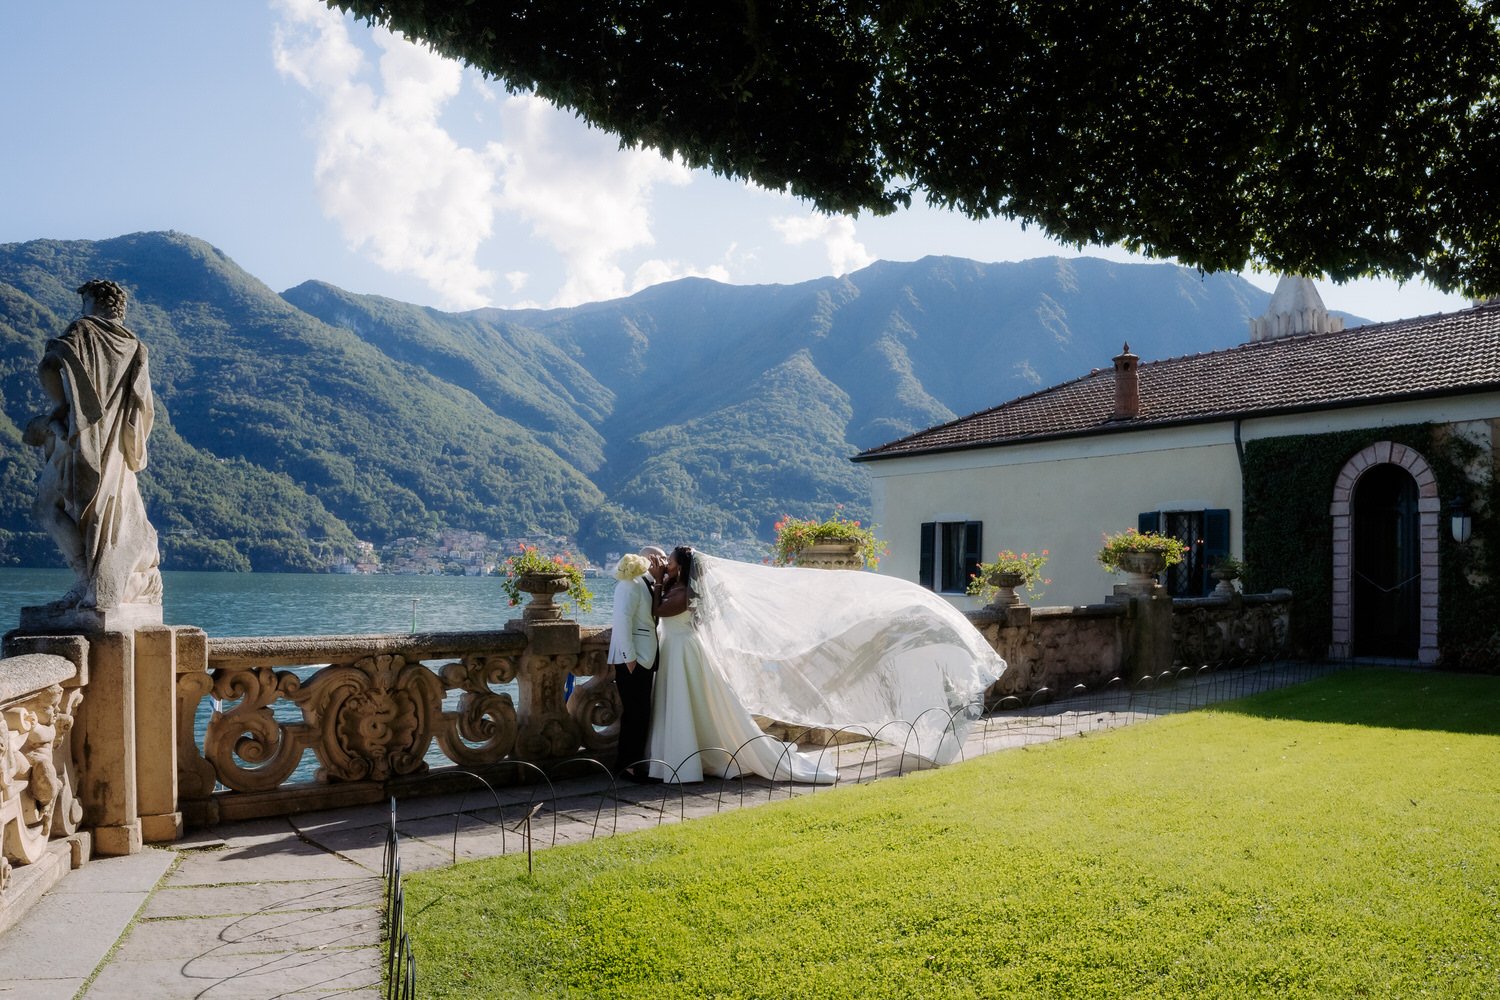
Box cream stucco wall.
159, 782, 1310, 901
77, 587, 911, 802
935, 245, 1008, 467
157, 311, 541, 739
866, 423, 1244, 610
864, 390, 1500, 610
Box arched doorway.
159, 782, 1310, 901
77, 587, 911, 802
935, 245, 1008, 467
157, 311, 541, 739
1329, 442, 1440, 663
1351, 464, 1420, 657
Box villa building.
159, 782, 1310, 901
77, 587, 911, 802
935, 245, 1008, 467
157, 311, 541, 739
855, 278, 1500, 664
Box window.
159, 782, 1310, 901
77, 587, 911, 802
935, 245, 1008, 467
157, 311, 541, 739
919, 520, 982, 593
1138, 508, 1229, 597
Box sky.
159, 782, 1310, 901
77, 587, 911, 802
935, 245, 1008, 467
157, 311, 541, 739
0, 0, 1473, 322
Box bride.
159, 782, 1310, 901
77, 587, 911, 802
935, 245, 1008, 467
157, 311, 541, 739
645, 546, 1006, 784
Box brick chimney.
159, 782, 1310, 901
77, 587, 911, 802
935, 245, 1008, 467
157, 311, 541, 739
1112, 342, 1140, 420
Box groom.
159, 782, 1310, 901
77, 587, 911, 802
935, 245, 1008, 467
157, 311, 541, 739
608, 545, 666, 782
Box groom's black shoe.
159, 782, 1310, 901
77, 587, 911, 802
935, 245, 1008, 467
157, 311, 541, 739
621, 767, 662, 785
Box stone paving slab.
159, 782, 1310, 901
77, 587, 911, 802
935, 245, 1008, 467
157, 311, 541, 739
289, 774, 606, 835
0, 847, 174, 981
142, 878, 379, 920
289, 801, 400, 834
291, 820, 390, 874
48, 847, 177, 895
168, 840, 368, 887
82, 945, 382, 999
0, 840, 73, 939
0, 976, 87, 999
176, 816, 297, 850
119, 904, 380, 959
299, 818, 440, 873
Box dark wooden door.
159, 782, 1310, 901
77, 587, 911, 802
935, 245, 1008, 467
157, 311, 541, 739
1351, 464, 1420, 658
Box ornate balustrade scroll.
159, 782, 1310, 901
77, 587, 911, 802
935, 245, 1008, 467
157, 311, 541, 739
0, 654, 83, 888
175, 628, 620, 819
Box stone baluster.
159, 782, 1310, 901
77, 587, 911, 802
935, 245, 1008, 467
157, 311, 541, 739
506, 618, 585, 760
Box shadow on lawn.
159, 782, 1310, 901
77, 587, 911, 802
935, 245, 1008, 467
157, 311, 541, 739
1214, 666, 1500, 737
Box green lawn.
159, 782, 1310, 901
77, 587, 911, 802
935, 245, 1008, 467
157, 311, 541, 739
405, 669, 1500, 998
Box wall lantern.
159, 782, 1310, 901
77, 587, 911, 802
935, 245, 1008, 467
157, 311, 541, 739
1449, 494, 1473, 545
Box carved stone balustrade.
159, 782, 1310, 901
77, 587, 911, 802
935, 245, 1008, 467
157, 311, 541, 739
0, 653, 85, 927
970, 589, 1293, 700
970, 603, 1127, 698
165, 586, 1290, 826
1170, 590, 1293, 667
177, 625, 619, 826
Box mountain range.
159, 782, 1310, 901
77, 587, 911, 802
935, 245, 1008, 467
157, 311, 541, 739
0, 232, 1310, 570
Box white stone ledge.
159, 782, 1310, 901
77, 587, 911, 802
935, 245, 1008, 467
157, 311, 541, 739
0, 654, 76, 704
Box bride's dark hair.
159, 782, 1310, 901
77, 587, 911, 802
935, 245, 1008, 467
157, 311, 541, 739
671, 545, 696, 592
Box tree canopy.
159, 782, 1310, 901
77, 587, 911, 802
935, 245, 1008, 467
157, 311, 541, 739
331, 1, 1500, 294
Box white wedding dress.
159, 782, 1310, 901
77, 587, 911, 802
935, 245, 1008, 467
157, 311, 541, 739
644, 554, 1006, 784
647, 612, 839, 783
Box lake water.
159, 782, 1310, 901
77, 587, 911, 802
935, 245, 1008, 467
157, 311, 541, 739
0, 567, 616, 636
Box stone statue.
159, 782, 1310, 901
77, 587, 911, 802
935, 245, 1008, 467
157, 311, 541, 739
23, 280, 162, 617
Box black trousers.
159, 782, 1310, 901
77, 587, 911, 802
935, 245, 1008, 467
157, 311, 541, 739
613, 659, 656, 772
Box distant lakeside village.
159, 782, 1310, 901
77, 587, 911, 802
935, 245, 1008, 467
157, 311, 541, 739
326, 529, 767, 577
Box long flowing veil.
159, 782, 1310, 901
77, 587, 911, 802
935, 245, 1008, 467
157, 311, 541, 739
689, 554, 1006, 763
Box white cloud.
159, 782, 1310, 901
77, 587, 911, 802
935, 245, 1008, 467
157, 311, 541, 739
772, 212, 874, 275
272, 0, 500, 309
492, 95, 694, 306
631, 258, 731, 291
272, 0, 728, 310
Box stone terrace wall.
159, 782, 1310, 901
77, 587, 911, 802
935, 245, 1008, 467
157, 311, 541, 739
968, 589, 1293, 700
970, 604, 1126, 697
1172, 591, 1293, 667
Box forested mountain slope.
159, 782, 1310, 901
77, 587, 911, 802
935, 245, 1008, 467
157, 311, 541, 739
0, 232, 1296, 568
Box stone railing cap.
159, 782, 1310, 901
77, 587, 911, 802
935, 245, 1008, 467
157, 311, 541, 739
1033, 603, 1129, 617
208, 630, 529, 666
969, 603, 1127, 622
0, 654, 77, 704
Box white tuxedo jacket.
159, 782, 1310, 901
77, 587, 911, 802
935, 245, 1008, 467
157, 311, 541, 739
607, 575, 658, 667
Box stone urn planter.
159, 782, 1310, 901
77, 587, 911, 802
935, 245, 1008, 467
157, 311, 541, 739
515, 571, 570, 621
792, 541, 864, 570
1210, 566, 1241, 596
983, 569, 1029, 609
1115, 550, 1167, 593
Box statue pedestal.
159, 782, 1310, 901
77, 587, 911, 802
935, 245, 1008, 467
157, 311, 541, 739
19, 603, 162, 635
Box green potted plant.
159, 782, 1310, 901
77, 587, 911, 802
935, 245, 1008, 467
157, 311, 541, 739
771, 507, 888, 570
500, 544, 594, 620
1097, 528, 1188, 587
966, 549, 1050, 608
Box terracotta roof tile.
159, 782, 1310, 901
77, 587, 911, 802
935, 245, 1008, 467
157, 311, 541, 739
855, 303, 1500, 461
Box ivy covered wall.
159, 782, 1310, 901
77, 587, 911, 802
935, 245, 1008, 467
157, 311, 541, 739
1242, 421, 1497, 670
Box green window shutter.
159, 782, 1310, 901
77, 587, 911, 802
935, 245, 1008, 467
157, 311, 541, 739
963, 521, 983, 590
919, 522, 935, 589
1204, 508, 1231, 570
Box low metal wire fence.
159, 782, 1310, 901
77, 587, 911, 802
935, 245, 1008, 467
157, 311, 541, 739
382, 796, 416, 1000
403, 658, 1347, 861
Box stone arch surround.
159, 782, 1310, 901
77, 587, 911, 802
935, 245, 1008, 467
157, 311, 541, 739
1328, 441, 1440, 663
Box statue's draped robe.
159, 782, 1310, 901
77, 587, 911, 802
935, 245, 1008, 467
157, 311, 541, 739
41, 316, 162, 608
